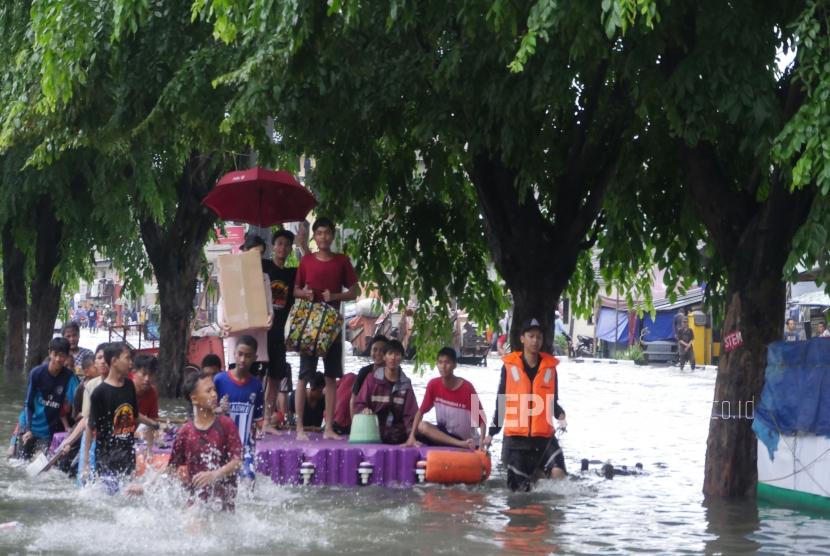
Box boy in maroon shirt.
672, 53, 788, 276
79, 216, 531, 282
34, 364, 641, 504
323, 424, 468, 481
353, 340, 418, 444
294, 217, 358, 440
169, 371, 242, 511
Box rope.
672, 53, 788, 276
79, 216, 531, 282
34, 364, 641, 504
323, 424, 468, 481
762, 408, 830, 496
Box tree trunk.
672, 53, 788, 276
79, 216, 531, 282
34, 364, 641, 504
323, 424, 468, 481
24, 200, 63, 373
140, 153, 219, 397
703, 274, 785, 496
153, 273, 197, 396
468, 153, 610, 351
2, 222, 28, 374
682, 144, 815, 497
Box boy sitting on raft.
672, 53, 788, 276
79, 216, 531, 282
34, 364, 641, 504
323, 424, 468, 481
353, 340, 418, 444
404, 347, 487, 450
169, 371, 242, 511
286, 372, 325, 429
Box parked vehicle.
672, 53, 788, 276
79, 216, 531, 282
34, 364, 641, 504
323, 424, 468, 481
575, 335, 595, 358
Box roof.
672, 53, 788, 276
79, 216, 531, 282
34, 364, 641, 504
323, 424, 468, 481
789, 290, 830, 307
651, 286, 705, 311
598, 285, 705, 312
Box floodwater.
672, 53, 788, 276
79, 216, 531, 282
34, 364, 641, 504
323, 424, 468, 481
1, 332, 829, 554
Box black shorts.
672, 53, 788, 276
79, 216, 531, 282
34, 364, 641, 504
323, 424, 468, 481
299, 333, 343, 380
278, 365, 293, 393
503, 436, 566, 492
267, 327, 290, 380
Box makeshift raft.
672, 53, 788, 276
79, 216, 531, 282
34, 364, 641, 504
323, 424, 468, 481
255, 431, 491, 488
48, 430, 491, 488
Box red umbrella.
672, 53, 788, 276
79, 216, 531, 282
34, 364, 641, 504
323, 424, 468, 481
203, 167, 317, 226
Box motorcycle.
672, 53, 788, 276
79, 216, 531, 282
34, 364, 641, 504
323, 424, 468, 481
575, 335, 595, 358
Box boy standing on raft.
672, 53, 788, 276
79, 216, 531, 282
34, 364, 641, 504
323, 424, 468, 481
170, 371, 242, 511
485, 318, 568, 491
294, 217, 358, 440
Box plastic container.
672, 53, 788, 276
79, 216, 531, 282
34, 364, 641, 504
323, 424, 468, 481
424, 450, 491, 485
349, 414, 381, 444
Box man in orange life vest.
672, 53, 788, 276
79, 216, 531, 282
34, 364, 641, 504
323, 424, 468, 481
484, 318, 568, 491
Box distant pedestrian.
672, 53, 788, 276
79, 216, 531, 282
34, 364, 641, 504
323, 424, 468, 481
677, 318, 695, 371
87, 307, 98, 333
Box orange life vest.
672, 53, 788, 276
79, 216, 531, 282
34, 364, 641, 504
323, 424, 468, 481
502, 351, 559, 438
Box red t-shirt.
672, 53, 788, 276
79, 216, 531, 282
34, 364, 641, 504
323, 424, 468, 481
169, 416, 242, 511
294, 253, 358, 309
136, 384, 159, 419
420, 377, 485, 442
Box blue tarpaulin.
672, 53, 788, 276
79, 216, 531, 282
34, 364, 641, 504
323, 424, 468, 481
753, 339, 830, 458
641, 312, 676, 342
596, 308, 628, 342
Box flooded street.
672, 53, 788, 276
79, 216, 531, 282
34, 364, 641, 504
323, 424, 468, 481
1, 333, 829, 554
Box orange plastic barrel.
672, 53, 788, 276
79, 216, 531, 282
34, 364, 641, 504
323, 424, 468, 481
424, 450, 491, 485
136, 452, 171, 477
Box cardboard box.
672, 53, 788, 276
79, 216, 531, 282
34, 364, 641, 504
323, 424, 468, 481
217, 250, 269, 334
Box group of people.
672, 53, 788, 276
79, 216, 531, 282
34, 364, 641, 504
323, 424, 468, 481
784, 317, 830, 341
11, 323, 162, 487
10, 216, 572, 511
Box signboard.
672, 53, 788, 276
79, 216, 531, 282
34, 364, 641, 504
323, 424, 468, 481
723, 330, 744, 353
215, 225, 246, 255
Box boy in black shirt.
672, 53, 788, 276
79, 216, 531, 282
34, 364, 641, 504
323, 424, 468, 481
87, 342, 140, 493
264, 228, 308, 428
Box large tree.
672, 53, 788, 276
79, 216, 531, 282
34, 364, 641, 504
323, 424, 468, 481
593, 0, 827, 497
1, 2, 256, 393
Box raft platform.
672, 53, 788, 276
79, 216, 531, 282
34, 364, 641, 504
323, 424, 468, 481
50, 430, 489, 488
255, 431, 473, 488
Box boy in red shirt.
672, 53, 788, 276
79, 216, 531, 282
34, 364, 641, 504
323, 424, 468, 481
132, 355, 159, 423
169, 371, 242, 511
294, 217, 358, 440
405, 347, 487, 450
132, 354, 161, 447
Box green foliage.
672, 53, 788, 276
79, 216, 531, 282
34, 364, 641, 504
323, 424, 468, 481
554, 333, 569, 355
189, 0, 652, 363
617, 344, 644, 363
0, 0, 255, 299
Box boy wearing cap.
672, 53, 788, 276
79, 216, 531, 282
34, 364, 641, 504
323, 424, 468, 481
485, 318, 568, 491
